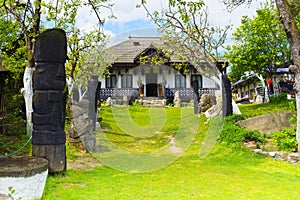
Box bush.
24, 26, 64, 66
218, 114, 263, 145
269, 93, 287, 103
271, 128, 298, 152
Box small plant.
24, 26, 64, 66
167, 103, 174, 107
271, 128, 298, 152
288, 100, 296, 112
133, 100, 140, 106
7, 186, 22, 200
243, 130, 263, 143
8, 186, 15, 198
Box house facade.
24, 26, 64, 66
232, 67, 295, 103
99, 36, 218, 104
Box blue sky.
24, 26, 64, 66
76, 0, 263, 45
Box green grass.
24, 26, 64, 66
99, 106, 188, 152
42, 105, 300, 199
238, 96, 294, 117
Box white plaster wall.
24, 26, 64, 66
132, 74, 139, 88
0, 170, 48, 200
99, 77, 105, 88
202, 76, 216, 88
165, 73, 174, 88
186, 75, 191, 88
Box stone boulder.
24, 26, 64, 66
205, 91, 222, 119
173, 91, 181, 108
105, 97, 112, 106
68, 100, 96, 152
123, 95, 128, 106
237, 111, 294, 134
198, 94, 214, 113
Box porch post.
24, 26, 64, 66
162, 66, 166, 97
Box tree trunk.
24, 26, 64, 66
255, 74, 268, 103
275, 0, 300, 151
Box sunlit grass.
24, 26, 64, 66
43, 105, 300, 199
238, 97, 294, 117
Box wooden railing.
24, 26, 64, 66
100, 88, 140, 99
100, 87, 218, 100
165, 88, 218, 99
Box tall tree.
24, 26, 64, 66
0, 0, 113, 135
223, 0, 300, 151
140, 0, 231, 82
225, 1, 290, 84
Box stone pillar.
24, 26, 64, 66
32, 29, 67, 173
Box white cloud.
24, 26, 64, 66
204, 0, 262, 28
75, 0, 262, 35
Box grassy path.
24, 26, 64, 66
43, 106, 300, 199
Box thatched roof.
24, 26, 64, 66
107, 36, 178, 64
107, 36, 162, 63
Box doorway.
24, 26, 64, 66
146, 73, 158, 97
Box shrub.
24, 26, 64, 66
269, 92, 287, 103
133, 100, 140, 106
218, 114, 263, 145
271, 128, 297, 152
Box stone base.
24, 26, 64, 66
139, 97, 166, 107
0, 156, 48, 200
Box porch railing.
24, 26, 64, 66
165, 88, 218, 99
100, 88, 139, 99
100, 87, 218, 100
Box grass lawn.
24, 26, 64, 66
43, 105, 300, 200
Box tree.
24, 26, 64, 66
223, 0, 300, 151
0, 0, 113, 135
225, 1, 291, 102
139, 0, 231, 81
225, 1, 290, 83
140, 0, 233, 119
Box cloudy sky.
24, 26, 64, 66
76, 0, 263, 44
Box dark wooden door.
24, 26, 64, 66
146, 73, 158, 97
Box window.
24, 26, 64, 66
191, 75, 202, 88
105, 75, 116, 88
121, 74, 133, 88
175, 74, 186, 88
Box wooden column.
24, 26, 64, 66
32, 29, 67, 173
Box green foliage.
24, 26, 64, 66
271, 128, 297, 152
139, 0, 231, 78
218, 114, 263, 145
288, 0, 300, 17
133, 100, 140, 106
269, 93, 288, 104
225, 1, 290, 82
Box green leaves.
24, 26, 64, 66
141, 0, 230, 77
225, 1, 290, 82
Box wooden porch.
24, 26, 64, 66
99, 87, 218, 102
